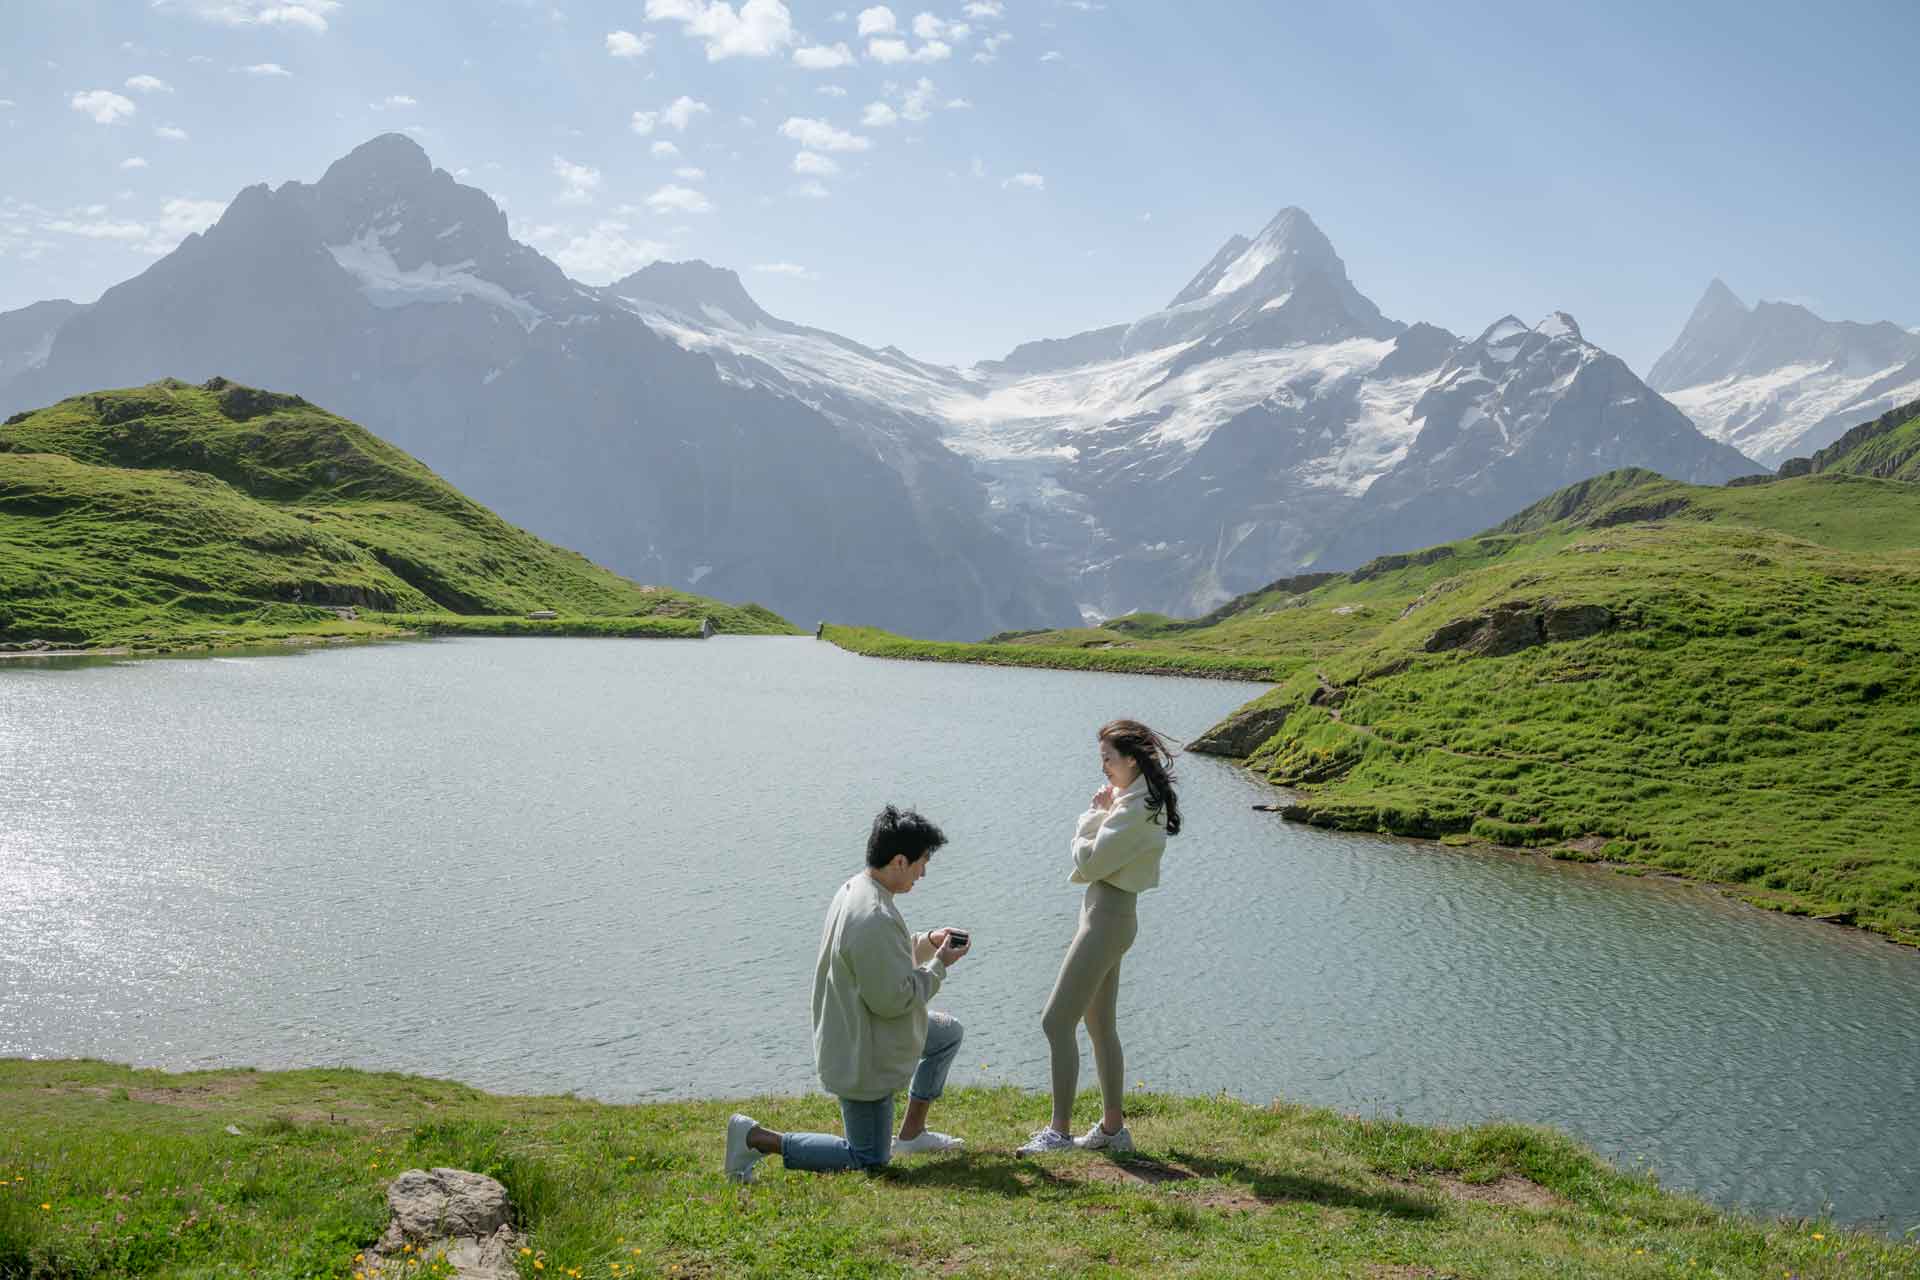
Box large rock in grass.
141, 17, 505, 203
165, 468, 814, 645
1190, 700, 1295, 758
1425, 600, 1614, 657
370, 1168, 522, 1280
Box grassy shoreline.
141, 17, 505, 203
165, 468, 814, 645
4, 1059, 1910, 1279
819, 625, 1287, 681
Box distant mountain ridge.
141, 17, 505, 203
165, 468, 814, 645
1649, 279, 1920, 465
0, 135, 1762, 632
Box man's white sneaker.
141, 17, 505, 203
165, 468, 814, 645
893, 1129, 965, 1155
1016, 1127, 1076, 1155
725, 1113, 765, 1183
1074, 1122, 1133, 1153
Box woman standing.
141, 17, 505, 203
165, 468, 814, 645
1019, 719, 1181, 1154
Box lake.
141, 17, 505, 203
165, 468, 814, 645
2, 636, 1916, 1231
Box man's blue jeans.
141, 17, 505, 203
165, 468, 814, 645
782, 1012, 964, 1171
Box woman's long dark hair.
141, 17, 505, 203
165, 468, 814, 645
1099, 719, 1181, 836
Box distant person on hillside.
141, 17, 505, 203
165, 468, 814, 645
723, 805, 971, 1181
1019, 719, 1181, 1155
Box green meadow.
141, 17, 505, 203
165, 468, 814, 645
0, 379, 793, 652
4, 1060, 1910, 1280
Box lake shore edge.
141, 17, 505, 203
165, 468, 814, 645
5, 1058, 1909, 1279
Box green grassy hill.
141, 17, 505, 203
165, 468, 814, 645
0, 378, 793, 648
827, 467, 1920, 945
5, 1060, 1909, 1280
1786, 396, 1920, 482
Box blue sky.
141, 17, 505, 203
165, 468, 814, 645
4, 0, 1916, 371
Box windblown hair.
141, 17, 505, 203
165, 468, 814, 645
866, 804, 948, 868
1099, 719, 1182, 836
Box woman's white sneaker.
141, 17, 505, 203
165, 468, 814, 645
724, 1113, 766, 1183
1074, 1122, 1133, 1152
1016, 1126, 1076, 1155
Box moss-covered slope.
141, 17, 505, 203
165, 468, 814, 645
0, 378, 794, 646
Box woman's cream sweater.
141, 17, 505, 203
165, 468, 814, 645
1069, 776, 1168, 892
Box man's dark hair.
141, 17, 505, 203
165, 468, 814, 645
866, 804, 947, 868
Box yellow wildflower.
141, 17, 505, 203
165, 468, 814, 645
40, 1203, 51, 1211
1811, 1232, 1825, 1240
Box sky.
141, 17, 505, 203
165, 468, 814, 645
3, 0, 1917, 373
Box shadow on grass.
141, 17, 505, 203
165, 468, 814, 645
880, 1150, 1440, 1220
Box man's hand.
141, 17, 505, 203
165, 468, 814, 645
936, 931, 970, 966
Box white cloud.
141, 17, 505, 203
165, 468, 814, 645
1039, 49, 1062, 61
900, 76, 936, 120
605, 29, 654, 57
553, 156, 603, 204
120, 156, 150, 170
961, 0, 1001, 15
243, 62, 293, 76
125, 75, 173, 94
860, 101, 897, 126
0, 99, 14, 109
154, 197, 225, 246
912, 13, 967, 39
973, 29, 1011, 60
644, 0, 794, 60
663, 95, 709, 129
532, 220, 667, 282
674, 166, 707, 179
868, 35, 948, 61
630, 111, 658, 135
160, 0, 340, 32
46, 195, 227, 257
817, 84, 848, 96
1003, 171, 1043, 189
645, 183, 712, 213
71, 90, 137, 124
651, 140, 680, 157
793, 41, 855, 68
856, 5, 895, 35
792, 150, 838, 175
969, 155, 985, 178
946, 96, 971, 108
754, 261, 816, 279
1065, 0, 1104, 9
778, 116, 871, 151
371, 94, 417, 110
791, 179, 830, 198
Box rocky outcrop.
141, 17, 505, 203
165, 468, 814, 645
1425, 600, 1615, 657
1188, 699, 1294, 757
367, 1167, 522, 1280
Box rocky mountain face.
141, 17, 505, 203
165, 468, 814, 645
0, 299, 86, 384
1648, 279, 1920, 465
0, 138, 1764, 632
0, 135, 1075, 640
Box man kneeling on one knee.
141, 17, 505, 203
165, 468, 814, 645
726, 805, 971, 1180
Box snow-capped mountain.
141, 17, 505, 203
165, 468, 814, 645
936, 217, 1758, 618
1648, 280, 1920, 465
0, 135, 1076, 640
0, 136, 1763, 633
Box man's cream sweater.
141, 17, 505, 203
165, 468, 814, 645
811, 871, 946, 1101
1069, 776, 1168, 892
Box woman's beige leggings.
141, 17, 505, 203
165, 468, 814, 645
1040, 881, 1139, 1130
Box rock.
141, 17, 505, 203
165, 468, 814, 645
1188, 700, 1293, 757
1776, 456, 1814, 478
366, 1169, 522, 1280
698, 616, 717, 638
526, 609, 558, 620
1425, 599, 1614, 657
